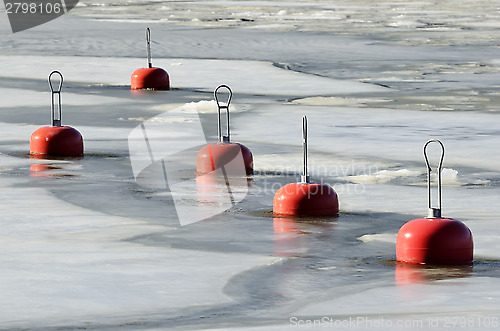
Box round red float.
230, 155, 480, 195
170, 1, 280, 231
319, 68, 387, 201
196, 85, 254, 175
130, 28, 170, 90
131, 67, 170, 90
29, 71, 84, 157
30, 126, 83, 157
273, 182, 338, 216
396, 140, 473, 265
196, 142, 253, 175
272, 116, 339, 217
396, 217, 473, 265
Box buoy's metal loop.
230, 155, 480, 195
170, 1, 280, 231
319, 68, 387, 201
146, 28, 152, 68
48, 70, 63, 127
214, 84, 232, 143
301, 116, 310, 184
423, 139, 445, 218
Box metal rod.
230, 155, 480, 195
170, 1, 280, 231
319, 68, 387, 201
301, 116, 310, 183
146, 28, 152, 68
423, 139, 445, 218
61, 0, 68, 14
214, 85, 232, 143
48, 70, 63, 127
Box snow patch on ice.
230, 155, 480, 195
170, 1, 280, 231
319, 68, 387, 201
345, 169, 422, 184
296, 277, 500, 317
0, 88, 127, 108
291, 96, 392, 107
358, 233, 396, 244
151, 100, 246, 114
0, 56, 386, 96
0, 176, 279, 328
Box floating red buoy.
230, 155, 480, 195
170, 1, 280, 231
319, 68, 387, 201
30, 71, 84, 157
196, 143, 253, 175
397, 217, 473, 265
273, 116, 339, 217
131, 28, 170, 90
131, 67, 169, 90
196, 85, 253, 175
274, 182, 339, 217
396, 140, 473, 265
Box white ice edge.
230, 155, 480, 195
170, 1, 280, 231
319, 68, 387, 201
0, 176, 279, 327
295, 277, 500, 317
0, 55, 385, 97
0, 87, 127, 108
2, 12, 500, 329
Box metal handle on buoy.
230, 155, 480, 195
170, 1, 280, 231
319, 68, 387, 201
48, 70, 63, 127
214, 84, 232, 143
146, 28, 152, 68
423, 139, 445, 218
301, 116, 310, 184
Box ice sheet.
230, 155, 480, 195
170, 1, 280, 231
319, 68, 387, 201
0, 55, 384, 96
296, 277, 500, 316
0, 173, 279, 328
2, 1, 500, 329
0, 87, 127, 108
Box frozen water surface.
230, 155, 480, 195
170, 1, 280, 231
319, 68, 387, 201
1, 1, 500, 330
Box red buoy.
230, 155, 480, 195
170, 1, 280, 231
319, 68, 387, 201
274, 182, 339, 217
30, 71, 84, 157
131, 28, 170, 90
196, 85, 253, 175
396, 140, 473, 265
273, 116, 339, 217
196, 143, 253, 175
